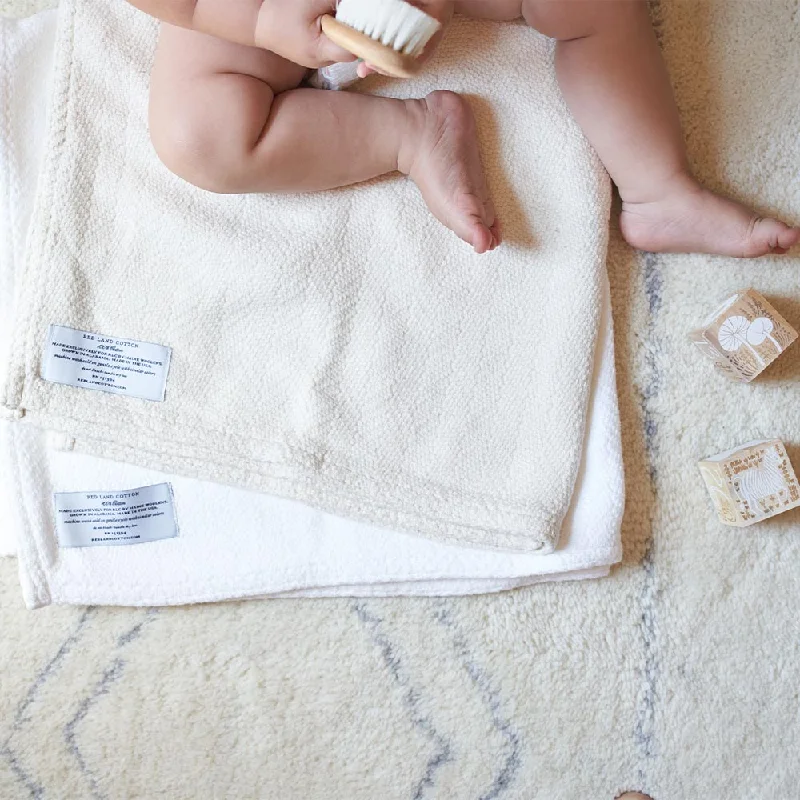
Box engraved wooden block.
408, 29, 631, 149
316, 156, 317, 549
699, 439, 800, 527
690, 289, 797, 382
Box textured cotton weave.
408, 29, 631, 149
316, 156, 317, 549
1, 9, 623, 609
0, 10, 56, 555
2, 0, 610, 553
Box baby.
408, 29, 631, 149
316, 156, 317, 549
130, 0, 799, 257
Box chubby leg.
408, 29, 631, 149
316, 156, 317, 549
149, 24, 499, 252
454, 0, 522, 20
517, 0, 799, 257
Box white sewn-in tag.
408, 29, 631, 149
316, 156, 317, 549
42, 324, 171, 402
54, 483, 179, 548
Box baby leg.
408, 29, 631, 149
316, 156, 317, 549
520, 0, 799, 257
149, 25, 499, 252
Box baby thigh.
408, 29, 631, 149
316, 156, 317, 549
519, 0, 627, 40
453, 0, 523, 21
149, 24, 307, 192
455, 0, 618, 39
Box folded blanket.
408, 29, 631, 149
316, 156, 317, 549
1, 10, 623, 607
2, 0, 612, 555
6, 289, 621, 606
0, 10, 57, 556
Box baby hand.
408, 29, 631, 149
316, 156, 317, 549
255, 0, 358, 68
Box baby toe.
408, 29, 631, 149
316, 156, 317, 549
777, 223, 800, 250
749, 217, 799, 256
471, 222, 494, 255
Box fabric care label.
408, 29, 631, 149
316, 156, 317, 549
54, 483, 179, 548
42, 325, 171, 401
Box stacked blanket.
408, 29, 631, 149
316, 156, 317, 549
0, 2, 624, 607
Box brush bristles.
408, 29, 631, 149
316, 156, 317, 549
335, 0, 441, 57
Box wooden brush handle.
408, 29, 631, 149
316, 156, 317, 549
320, 15, 420, 79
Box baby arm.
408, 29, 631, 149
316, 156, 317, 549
126, 0, 355, 65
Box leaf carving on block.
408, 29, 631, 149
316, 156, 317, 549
746, 317, 782, 353
736, 448, 785, 519
718, 315, 765, 369
700, 464, 738, 523
718, 315, 749, 351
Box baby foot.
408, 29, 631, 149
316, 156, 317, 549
399, 91, 500, 254
620, 175, 800, 257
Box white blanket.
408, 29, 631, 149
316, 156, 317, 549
0, 9, 57, 555
0, 8, 623, 608
3, 0, 613, 554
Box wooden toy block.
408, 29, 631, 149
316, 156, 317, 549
699, 439, 800, 527
690, 289, 797, 382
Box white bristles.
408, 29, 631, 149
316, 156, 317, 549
335, 0, 441, 57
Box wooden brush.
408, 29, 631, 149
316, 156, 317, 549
321, 0, 441, 79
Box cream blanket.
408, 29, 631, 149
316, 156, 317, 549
1, 9, 623, 608
2, 0, 611, 555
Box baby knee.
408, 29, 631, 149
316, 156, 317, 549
522, 0, 645, 39
521, 0, 599, 40
149, 101, 247, 194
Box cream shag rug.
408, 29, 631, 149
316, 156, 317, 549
1, 0, 798, 797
